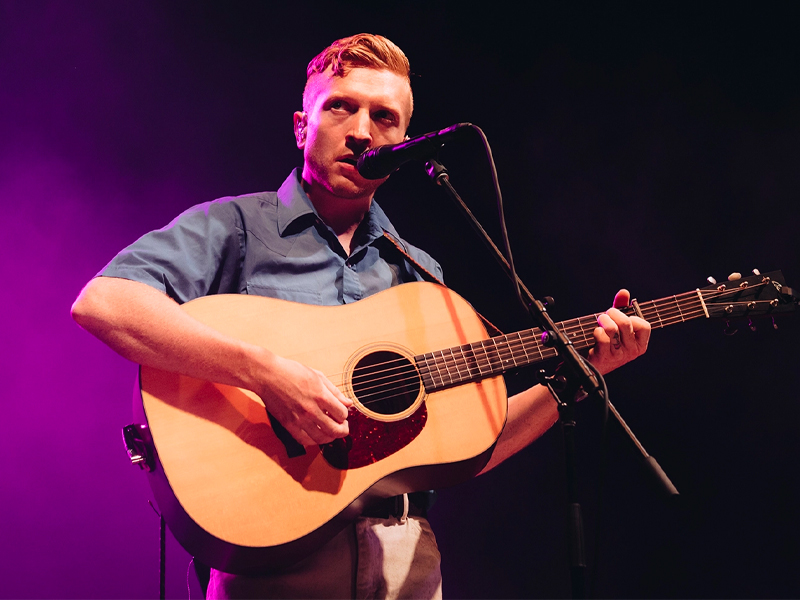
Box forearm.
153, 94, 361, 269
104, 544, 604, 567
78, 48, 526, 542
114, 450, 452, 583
479, 384, 559, 474
478, 289, 651, 474
71, 276, 352, 445
71, 276, 272, 393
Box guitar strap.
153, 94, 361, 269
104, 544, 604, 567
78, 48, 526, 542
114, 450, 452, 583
380, 232, 504, 337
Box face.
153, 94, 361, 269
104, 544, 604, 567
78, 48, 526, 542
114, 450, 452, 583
294, 67, 413, 204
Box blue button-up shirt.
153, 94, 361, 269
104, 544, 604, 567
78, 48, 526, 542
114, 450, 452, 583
101, 169, 443, 305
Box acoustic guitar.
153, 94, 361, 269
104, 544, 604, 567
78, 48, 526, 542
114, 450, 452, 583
124, 270, 796, 574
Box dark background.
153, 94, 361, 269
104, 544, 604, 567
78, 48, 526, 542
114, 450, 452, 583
1, 1, 798, 598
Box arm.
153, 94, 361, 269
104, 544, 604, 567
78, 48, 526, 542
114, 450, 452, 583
71, 276, 352, 446
479, 289, 651, 473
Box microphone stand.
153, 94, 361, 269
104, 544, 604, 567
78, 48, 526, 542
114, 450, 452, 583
424, 156, 678, 597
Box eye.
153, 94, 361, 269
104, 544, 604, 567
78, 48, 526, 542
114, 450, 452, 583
374, 110, 397, 125
328, 100, 349, 113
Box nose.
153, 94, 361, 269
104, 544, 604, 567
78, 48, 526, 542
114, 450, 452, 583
347, 109, 372, 148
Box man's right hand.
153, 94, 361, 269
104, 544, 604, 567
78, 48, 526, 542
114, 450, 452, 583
258, 355, 353, 447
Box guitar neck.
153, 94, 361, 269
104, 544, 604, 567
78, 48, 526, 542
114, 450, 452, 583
416, 289, 708, 392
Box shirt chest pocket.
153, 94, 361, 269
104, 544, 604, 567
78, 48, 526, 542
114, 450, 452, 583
245, 282, 324, 305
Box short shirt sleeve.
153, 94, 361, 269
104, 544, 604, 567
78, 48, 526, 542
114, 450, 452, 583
99, 200, 244, 303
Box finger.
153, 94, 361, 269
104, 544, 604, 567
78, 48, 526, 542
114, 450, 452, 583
271, 402, 342, 446
304, 420, 347, 445
613, 289, 631, 309
596, 312, 620, 343
307, 378, 350, 426
598, 312, 635, 354
632, 318, 652, 350
269, 398, 348, 446
309, 406, 350, 440
317, 370, 353, 411
285, 409, 347, 446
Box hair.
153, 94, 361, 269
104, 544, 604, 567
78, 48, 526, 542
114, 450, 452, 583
303, 33, 412, 110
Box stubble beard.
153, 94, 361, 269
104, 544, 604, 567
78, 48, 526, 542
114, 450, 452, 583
306, 157, 380, 202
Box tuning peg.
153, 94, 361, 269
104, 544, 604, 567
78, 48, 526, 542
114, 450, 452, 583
723, 320, 738, 336
772, 317, 778, 330
707, 276, 717, 285
748, 319, 756, 332
728, 272, 742, 281
752, 269, 761, 276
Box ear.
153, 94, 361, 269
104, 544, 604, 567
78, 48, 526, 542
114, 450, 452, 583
293, 111, 308, 149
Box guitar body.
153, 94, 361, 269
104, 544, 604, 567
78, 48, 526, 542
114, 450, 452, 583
137, 282, 507, 574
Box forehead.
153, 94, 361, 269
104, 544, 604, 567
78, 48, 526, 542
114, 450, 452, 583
305, 67, 413, 125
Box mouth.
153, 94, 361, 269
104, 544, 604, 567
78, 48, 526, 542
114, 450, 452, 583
338, 156, 358, 167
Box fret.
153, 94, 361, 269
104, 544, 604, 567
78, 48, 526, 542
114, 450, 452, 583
564, 320, 580, 344
696, 289, 710, 318
514, 333, 527, 365
448, 349, 462, 385
680, 295, 699, 318
438, 350, 457, 386
456, 345, 475, 382
455, 345, 478, 383
577, 316, 592, 349
425, 354, 441, 388
499, 333, 518, 369
510, 332, 527, 364
650, 301, 665, 328
478, 339, 495, 374
430, 351, 448, 387
526, 328, 545, 362
673, 295, 685, 322
417, 354, 436, 389
488, 337, 504, 371
449, 348, 464, 383
415, 275, 780, 393
491, 334, 506, 369
470, 341, 488, 377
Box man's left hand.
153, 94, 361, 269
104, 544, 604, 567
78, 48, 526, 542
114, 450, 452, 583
588, 289, 651, 375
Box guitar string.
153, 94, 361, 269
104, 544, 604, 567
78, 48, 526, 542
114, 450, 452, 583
340, 307, 711, 406
331, 282, 751, 394
341, 307, 721, 408
326, 282, 771, 403
326, 284, 773, 408
333, 291, 766, 404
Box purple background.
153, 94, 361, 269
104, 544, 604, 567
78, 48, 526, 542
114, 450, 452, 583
2, 1, 799, 597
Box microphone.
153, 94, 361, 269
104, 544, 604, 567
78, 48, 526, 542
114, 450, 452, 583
356, 123, 471, 179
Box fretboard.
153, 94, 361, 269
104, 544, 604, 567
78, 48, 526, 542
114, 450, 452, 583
415, 290, 707, 392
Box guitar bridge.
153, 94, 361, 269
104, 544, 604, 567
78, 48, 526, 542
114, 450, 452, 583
122, 423, 153, 471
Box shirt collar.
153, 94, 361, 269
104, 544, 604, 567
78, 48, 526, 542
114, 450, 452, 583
276, 168, 401, 244
276, 168, 317, 235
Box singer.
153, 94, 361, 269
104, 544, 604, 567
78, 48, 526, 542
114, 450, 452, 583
71, 33, 650, 599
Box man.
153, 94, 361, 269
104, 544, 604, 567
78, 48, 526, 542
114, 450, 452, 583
72, 33, 650, 599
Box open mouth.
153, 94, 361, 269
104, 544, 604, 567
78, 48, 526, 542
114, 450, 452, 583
339, 157, 358, 166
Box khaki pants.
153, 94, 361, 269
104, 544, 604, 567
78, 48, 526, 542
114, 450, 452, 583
207, 516, 442, 599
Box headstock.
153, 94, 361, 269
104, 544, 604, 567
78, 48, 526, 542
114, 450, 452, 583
699, 270, 798, 324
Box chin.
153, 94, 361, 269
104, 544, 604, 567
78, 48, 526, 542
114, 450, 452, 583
332, 186, 372, 201
329, 178, 378, 200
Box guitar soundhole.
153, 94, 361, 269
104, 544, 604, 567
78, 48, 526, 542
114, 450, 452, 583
352, 351, 420, 416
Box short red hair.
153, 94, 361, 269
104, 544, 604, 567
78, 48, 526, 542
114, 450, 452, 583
303, 34, 412, 111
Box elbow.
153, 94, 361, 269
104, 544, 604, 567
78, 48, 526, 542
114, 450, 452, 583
71, 286, 88, 325
71, 278, 103, 331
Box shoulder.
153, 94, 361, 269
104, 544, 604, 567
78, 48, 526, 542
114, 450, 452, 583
405, 240, 445, 282
155, 192, 280, 242
369, 200, 445, 282
188, 191, 278, 221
